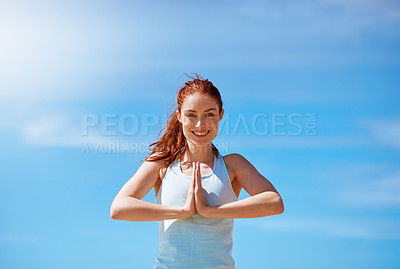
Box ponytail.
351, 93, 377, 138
145, 110, 187, 168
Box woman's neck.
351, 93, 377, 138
182, 143, 214, 163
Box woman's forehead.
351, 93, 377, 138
181, 94, 218, 110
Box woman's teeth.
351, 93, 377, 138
192, 131, 209, 136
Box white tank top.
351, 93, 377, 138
154, 152, 238, 269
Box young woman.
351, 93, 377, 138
110, 75, 284, 268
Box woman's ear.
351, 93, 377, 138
176, 110, 181, 123
219, 109, 224, 122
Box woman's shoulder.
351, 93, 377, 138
222, 153, 249, 173
145, 153, 170, 181
222, 153, 247, 164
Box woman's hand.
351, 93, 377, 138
181, 162, 196, 218
182, 162, 212, 218
194, 162, 211, 217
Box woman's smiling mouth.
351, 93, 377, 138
192, 130, 210, 137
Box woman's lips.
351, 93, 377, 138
191, 130, 210, 137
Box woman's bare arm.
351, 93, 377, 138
200, 154, 284, 219
110, 159, 195, 221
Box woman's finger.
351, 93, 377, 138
196, 162, 201, 188
190, 162, 196, 188
198, 162, 201, 177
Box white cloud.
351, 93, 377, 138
239, 117, 400, 151
359, 118, 400, 149
216, 134, 370, 150
0, 232, 40, 244
338, 172, 400, 209
1, 0, 399, 105
20, 115, 115, 148
13, 112, 157, 154
241, 215, 400, 239
311, 160, 400, 209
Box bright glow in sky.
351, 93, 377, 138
1, 0, 399, 268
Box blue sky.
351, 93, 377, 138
1, 0, 399, 268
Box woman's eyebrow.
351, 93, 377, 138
184, 108, 217, 112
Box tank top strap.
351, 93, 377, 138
215, 152, 227, 179
168, 157, 181, 177
163, 158, 180, 180
217, 152, 239, 200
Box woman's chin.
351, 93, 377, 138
187, 137, 215, 147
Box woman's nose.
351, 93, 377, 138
195, 116, 205, 127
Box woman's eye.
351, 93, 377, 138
185, 113, 214, 118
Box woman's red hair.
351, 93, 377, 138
145, 74, 223, 168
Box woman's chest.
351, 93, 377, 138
158, 174, 236, 206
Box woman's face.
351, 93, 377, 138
177, 93, 224, 147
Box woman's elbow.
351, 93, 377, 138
270, 193, 284, 215
110, 200, 122, 220
275, 195, 284, 214
110, 208, 118, 220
